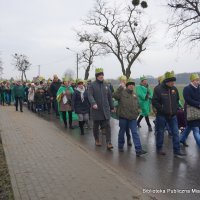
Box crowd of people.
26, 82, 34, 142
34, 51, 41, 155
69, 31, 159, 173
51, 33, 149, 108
0, 69, 200, 157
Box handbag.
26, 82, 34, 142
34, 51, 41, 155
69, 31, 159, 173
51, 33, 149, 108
186, 105, 200, 121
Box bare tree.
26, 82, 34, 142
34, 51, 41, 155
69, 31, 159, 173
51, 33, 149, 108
13, 53, 31, 81
64, 69, 75, 80
79, 0, 151, 78
78, 32, 106, 80
167, 0, 200, 46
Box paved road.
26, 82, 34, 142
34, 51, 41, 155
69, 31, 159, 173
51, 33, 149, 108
0, 106, 200, 200
0, 106, 153, 200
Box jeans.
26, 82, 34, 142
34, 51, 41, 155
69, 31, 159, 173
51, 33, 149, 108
118, 118, 142, 152
180, 126, 200, 148
156, 115, 180, 153
6, 93, 11, 105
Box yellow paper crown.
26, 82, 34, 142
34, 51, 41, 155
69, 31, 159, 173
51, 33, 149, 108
190, 73, 199, 81
95, 68, 104, 74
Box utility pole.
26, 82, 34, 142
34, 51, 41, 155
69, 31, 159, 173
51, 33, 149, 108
38, 65, 40, 76
66, 47, 79, 79
76, 53, 79, 79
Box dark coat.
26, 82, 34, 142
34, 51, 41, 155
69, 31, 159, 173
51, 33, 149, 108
50, 81, 61, 99
113, 86, 139, 120
34, 91, 45, 105
72, 89, 90, 114
13, 85, 25, 98
88, 79, 114, 121
152, 82, 179, 118
183, 84, 200, 127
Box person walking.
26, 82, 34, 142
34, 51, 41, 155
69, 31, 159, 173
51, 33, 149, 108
113, 78, 147, 156
0, 82, 5, 106
50, 75, 61, 116
28, 83, 35, 112
88, 68, 114, 150
180, 73, 200, 148
152, 71, 186, 156
13, 81, 25, 112
57, 78, 74, 129
136, 76, 153, 132
118, 75, 132, 146
72, 79, 90, 135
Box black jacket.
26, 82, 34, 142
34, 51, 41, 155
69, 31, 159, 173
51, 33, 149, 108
152, 82, 179, 117
50, 81, 61, 98
72, 89, 90, 114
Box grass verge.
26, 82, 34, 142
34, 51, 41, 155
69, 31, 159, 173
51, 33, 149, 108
0, 132, 14, 200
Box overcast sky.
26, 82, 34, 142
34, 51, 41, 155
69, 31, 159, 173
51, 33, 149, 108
0, 0, 199, 80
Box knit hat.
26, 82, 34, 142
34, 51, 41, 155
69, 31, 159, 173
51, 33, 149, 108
118, 75, 127, 81
140, 75, 147, 82
190, 73, 199, 82
126, 78, 135, 87
164, 71, 176, 82
95, 68, 104, 77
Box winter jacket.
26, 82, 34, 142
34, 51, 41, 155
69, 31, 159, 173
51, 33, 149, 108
183, 84, 200, 127
136, 84, 152, 116
50, 81, 61, 99
152, 82, 179, 118
28, 88, 35, 102
13, 85, 25, 98
113, 86, 139, 120
72, 89, 90, 114
88, 79, 114, 121
34, 91, 45, 105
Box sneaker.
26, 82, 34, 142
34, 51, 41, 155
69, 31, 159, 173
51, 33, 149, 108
180, 141, 189, 147
107, 143, 114, 150
136, 150, 147, 157
174, 151, 187, 157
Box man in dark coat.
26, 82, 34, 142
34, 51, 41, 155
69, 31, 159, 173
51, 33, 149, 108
180, 73, 200, 148
13, 81, 25, 112
88, 68, 114, 150
152, 71, 186, 157
50, 75, 61, 116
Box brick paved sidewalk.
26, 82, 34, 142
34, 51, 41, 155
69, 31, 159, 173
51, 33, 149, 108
0, 106, 152, 200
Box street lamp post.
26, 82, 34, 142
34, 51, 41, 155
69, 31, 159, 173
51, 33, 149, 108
66, 47, 79, 79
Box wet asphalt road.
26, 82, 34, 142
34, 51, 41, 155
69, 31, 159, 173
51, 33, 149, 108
37, 110, 200, 200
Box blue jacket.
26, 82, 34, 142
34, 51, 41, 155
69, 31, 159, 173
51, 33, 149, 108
183, 84, 200, 127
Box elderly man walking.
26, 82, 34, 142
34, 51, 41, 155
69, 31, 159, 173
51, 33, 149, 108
88, 68, 114, 150
180, 73, 200, 148
152, 71, 186, 156
13, 81, 25, 112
